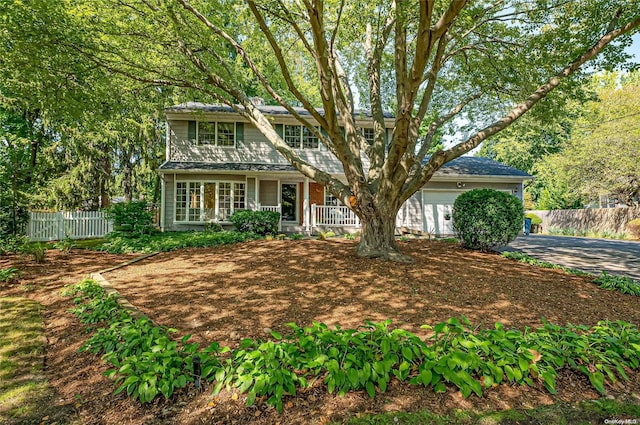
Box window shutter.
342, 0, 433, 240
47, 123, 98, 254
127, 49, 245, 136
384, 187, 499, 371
188, 121, 196, 144
275, 124, 284, 138
319, 127, 329, 151
236, 122, 244, 147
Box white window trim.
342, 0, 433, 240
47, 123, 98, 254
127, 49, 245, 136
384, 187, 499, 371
174, 179, 246, 224
197, 121, 237, 148
283, 124, 321, 150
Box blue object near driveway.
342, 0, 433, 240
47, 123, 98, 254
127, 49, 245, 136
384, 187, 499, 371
524, 217, 532, 235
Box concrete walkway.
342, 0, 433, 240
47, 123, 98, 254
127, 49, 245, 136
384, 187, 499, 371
500, 235, 640, 281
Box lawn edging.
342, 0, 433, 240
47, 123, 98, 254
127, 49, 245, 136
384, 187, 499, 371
0, 297, 79, 424
501, 251, 640, 296
89, 251, 160, 321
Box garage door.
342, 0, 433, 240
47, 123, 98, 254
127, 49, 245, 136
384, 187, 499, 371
422, 190, 464, 236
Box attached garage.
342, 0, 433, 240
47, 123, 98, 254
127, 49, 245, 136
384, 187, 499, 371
422, 190, 464, 236
399, 157, 532, 236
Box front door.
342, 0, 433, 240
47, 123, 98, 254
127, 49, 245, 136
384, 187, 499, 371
281, 183, 298, 222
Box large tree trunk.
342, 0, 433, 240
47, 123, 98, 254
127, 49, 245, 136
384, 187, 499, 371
356, 205, 410, 262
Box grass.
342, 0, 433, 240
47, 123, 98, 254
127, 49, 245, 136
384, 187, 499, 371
341, 398, 640, 424
0, 297, 78, 424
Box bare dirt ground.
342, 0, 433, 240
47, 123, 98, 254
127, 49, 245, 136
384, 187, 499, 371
1, 239, 639, 425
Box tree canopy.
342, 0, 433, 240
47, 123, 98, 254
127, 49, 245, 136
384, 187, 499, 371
2, 1, 639, 257
537, 71, 640, 207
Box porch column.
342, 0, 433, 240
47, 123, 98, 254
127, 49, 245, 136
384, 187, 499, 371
304, 178, 310, 232
160, 175, 165, 232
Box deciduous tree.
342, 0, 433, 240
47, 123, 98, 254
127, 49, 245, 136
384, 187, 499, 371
50, 2, 640, 257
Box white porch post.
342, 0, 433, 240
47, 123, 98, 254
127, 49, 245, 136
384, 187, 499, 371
304, 178, 310, 232
255, 178, 260, 211
160, 175, 165, 232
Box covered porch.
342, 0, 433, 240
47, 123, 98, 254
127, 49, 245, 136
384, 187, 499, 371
253, 178, 360, 233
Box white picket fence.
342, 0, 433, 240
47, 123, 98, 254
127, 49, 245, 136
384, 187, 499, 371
28, 211, 113, 241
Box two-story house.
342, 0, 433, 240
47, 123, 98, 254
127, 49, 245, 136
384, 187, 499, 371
158, 102, 531, 235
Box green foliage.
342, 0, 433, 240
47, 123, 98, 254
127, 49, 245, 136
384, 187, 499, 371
98, 231, 260, 254
21, 243, 46, 263
53, 237, 74, 253
501, 251, 639, 295
68, 278, 640, 411
594, 272, 640, 296
318, 231, 336, 240
64, 279, 223, 403
0, 235, 29, 255
536, 72, 640, 207
546, 227, 630, 240
344, 233, 356, 240
452, 189, 524, 251
229, 210, 280, 236
626, 218, 640, 239
105, 201, 155, 236
289, 233, 304, 240
524, 213, 542, 225
203, 221, 224, 233
0, 267, 19, 283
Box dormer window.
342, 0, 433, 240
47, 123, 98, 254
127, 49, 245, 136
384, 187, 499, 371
283, 125, 319, 149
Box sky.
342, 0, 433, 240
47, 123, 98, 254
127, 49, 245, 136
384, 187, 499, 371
628, 32, 640, 61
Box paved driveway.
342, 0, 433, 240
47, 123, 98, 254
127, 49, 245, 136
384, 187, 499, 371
500, 235, 640, 281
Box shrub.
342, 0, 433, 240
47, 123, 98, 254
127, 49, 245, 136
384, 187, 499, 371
289, 233, 303, 240
0, 235, 29, 256
54, 237, 74, 253
525, 212, 542, 225
229, 210, 280, 235
627, 218, 640, 239
23, 243, 46, 263
204, 221, 224, 233
452, 189, 524, 251
105, 201, 155, 236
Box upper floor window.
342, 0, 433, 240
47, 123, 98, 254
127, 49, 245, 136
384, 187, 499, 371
362, 128, 375, 145
284, 125, 319, 149
197, 121, 236, 147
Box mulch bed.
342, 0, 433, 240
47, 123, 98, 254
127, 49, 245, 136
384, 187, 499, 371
1, 239, 639, 425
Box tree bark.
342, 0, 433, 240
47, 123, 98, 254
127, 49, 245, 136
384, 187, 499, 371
356, 204, 410, 262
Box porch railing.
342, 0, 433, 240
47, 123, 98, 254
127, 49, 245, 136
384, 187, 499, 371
311, 204, 360, 227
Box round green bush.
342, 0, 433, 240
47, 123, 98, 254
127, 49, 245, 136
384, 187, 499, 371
452, 189, 524, 251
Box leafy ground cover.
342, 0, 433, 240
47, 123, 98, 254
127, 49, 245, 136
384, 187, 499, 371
65, 278, 640, 415
1, 239, 639, 424
0, 297, 79, 424
96, 231, 261, 254
502, 251, 640, 296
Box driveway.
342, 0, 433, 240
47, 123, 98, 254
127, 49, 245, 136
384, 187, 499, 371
500, 235, 640, 281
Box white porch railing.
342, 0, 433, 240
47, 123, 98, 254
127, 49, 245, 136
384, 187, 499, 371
311, 204, 360, 227
259, 204, 282, 231
28, 211, 113, 241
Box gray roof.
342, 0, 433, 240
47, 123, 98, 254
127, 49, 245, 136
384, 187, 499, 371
433, 156, 531, 177
166, 102, 395, 119
159, 156, 531, 178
